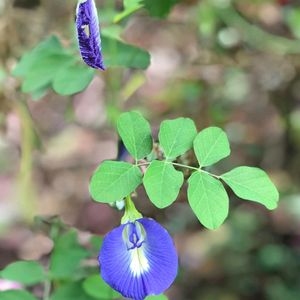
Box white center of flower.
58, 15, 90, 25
129, 245, 150, 277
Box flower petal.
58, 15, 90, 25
76, 0, 105, 70
99, 218, 178, 300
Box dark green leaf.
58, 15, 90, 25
117, 111, 153, 160
52, 64, 95, 96
0, 261, 45, 286
158, 117, 197, 160
144, 0, 178, 18
143, 160, 183, 208
221, 166, 279, 210
188, 171, 229, 229
89, 161, 143, 203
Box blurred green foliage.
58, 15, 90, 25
1, 0, 300, 299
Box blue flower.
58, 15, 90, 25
76, 0, 105, 70
99, 218, 178, 300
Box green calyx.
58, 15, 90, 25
121, 195, 143, 224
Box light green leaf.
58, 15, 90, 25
30, 85, 49, 101
21, 53, 75, 93
49, 231, 89, 280
13, 35, 76, 96
146, 295, 168, 300
83, 274, 120, 299
158, 117, 197, 160
117, 112, 153, 160
221, 166, 279, 210
0, 290, 38, 300
89, 161, 143, 203
102, 36, 151, 69
50, 282, 95, 300
188, 171, 229, 229
143, 160, 184, 208
0, 261, 45, 286
52, 64, 95, 96
193, 127, 230, 167
12, 35, 63, 77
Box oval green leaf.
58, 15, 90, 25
158, 117, 197, 160
117, 112, 153, 160
194, 127, 230, 167
83, 274, 120, 299
188, 172, 229, 229
89, 161, 143, 202
0, 261, 45, 286
143, 160, 184, 208
221, 166, 279, 210
52, 64, 95, 96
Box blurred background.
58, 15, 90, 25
0, 0, 300, 299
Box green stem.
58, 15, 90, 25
171, 162, 199, 171
121, 195, 142, 224
43, 279, 51, 300
137, 161, 220, 179
16, 101, 37, 223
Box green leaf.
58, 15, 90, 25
0, 290, 38, 300
144, 0, 178, 18
221, 166, 279, 210
50, 282, 95, 300
49, 230, 89, 280
52, 64, 95, 96
0, 261, 45, 286
193, 127, 230, 167
102, 36, 150, 69
188, 171, 229, 229
30, 85, 49, 101
143, 160, 183, 208
12, 35, 75, 95
89, 161, 143, 203
158, 117, 197, 160
117, 111, 153, 160
146, 295, 168, 300
286, 8, 300, 40
13, 35, 63, 77
83, 274, 120, 299
21, 53, 75, 93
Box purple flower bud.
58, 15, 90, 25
76, 0, 105, 70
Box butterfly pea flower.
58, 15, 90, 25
76, 0, 105, 70
99, 197, 178, 300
